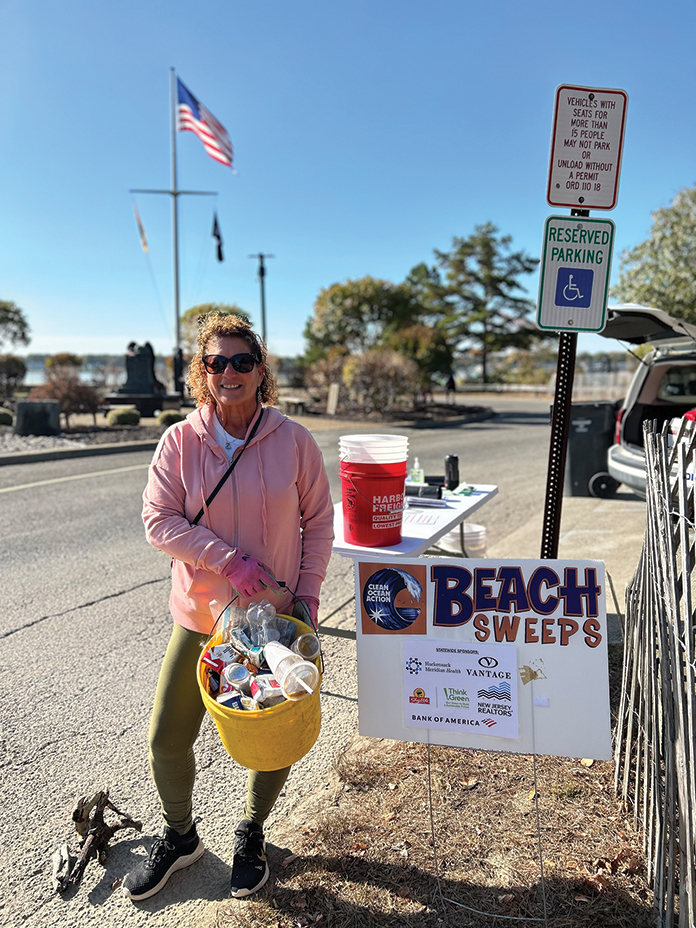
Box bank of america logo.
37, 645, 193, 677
482, 719, 497, 728
477, 682, 511, 700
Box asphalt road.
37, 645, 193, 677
1, 396, 555, 928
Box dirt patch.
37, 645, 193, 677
208, 644, 654, 928
304, 402, 490, 426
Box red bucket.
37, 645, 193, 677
339, 460, 407, 547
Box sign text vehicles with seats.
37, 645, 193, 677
547, 84, 628, 210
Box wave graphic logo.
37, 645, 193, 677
482, 718, 497, 728
363, 568, 423, 630
477, 682, 512, 701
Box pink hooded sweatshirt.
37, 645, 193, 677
142, 403, 334, 634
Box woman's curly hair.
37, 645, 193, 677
186, 313, 279, 407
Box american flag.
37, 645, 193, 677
177, 78, 233, 168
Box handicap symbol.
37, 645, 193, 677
563, 274, 583, 301
555, 267, 593, 309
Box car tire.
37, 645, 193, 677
588, 472, 621, 498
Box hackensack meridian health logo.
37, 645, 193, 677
363, 568, 423, 630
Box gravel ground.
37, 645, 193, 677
0, 425, 89, 453
0, 424, 163, 454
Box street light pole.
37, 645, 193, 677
249, 253, 274, 345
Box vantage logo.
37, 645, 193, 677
443, 687, 469, 708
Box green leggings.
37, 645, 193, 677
148, 622, 291, 835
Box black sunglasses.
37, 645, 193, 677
202, 352, 259, 375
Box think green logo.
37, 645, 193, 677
443, 687, 469, 706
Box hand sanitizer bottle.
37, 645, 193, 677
410, 457, 425, 484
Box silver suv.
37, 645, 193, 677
601, 303, 696, 498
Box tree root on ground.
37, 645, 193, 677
51, 789, 142, 893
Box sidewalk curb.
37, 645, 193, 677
0, 440, 160, 467
0, 409, 497, 466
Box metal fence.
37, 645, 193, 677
614, 418, 696, 927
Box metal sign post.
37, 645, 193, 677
539, 84, 627, 558
540, 329, 577, 559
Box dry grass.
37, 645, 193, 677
212, 644, 654, 928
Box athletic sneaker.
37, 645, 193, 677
123, 824, 204, 901
229, 819, 269, 897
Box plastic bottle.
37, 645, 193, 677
264, 641, 320, 700
410, 457, 425, 484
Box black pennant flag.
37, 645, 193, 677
212, 211, 224, 262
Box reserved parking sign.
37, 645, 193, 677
536, 215, 615, 333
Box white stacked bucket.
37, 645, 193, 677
438, 523, 488, 557
338, 434, 409, 547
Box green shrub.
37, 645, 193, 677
0, 409, 13, 426
0, 354, 27, 400
157, 409, 185, 427
106, 407, 141, 426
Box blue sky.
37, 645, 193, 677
2, 0, 695, 360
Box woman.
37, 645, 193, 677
124, 314, 334, 902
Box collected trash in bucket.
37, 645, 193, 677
339, 434, 408, 547
202, 600, 319, 709
197, 601, 323, 770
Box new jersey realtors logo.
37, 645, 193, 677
363, 568, 424, 631
477, 682, 511, 701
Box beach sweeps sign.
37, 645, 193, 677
356, 556, 612, 760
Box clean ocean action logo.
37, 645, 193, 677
364, 568, 423, 631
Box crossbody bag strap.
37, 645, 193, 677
191, 406, 265, 526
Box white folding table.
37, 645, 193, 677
332, 484, 498, 559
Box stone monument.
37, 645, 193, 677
103, 342, 182, 417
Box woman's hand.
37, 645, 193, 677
293, 596, 320, 631
222, 550, 280, 599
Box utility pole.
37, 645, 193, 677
249, 253, 274, 345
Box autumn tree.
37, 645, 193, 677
180, 303, 251, 356
386, 324, 453, 396
30, 353, 100, 427
45, 352, 83, 375
611, 184, 696, 321
303, 277, 421, 360
342, 349, 418, 412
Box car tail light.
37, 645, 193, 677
614, 407, 625, 444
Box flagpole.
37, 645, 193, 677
131, 70, 221, 399
170, 68, 181, 360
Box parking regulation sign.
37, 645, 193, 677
547, 84, 628, 210
537, 216, 615, 333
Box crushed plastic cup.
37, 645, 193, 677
263, 641, 320, 700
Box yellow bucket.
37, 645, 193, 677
197, 615, 322, 771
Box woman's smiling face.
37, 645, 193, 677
204, 335, 264, 424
